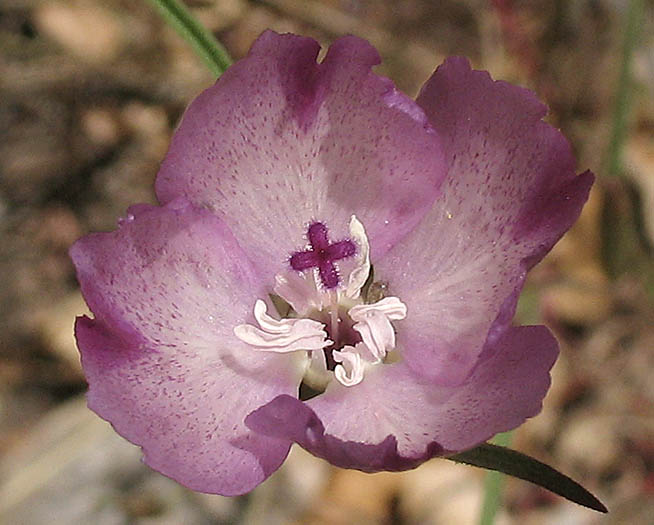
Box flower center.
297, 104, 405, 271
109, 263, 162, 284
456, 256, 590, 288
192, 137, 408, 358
234, 216, 407, 391
310, 304, 362, 370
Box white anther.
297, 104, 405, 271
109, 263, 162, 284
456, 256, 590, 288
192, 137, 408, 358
344, 215, 371, 300
333, 346, 365, 387
234, 299, 332, 353
349, 297, 407, 362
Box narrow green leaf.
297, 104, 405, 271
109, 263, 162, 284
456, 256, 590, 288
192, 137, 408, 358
448, 443, 607, 513
146, 0, 232, 77
605, 0, 644, 177
479, 432, 512, 525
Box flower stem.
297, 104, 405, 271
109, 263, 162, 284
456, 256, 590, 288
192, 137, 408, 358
478, 431, 512, 525
605, 0, 644, 177
145, 0, 232, 77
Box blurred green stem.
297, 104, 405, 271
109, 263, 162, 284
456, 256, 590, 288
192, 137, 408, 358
606, 0, 644, 176
479, 431, 512, 525
146, 0, 232, 77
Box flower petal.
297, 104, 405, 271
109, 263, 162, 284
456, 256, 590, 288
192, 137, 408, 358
377, 57, 593, 384
246, 325, 557, 470
71, 200, 300, 495
155, 31, 446, 284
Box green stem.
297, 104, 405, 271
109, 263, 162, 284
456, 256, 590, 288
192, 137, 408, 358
479, 431, 512, 525
146, 0, 232, 77
606, 0, 644, 177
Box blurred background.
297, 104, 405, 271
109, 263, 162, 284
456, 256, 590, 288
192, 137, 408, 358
0, 0, 653, 523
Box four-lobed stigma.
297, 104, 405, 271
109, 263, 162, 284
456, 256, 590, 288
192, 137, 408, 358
289, 222, 357, 289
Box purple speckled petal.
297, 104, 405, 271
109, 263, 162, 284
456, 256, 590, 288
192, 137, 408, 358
376, 57, 593, 385
246, 325, 557, 469
71, 200, 301, 495
155, 31, 446, 285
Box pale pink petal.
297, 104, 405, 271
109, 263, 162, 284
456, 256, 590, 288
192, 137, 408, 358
71, 200, 300, 495
377, 57, 593, 384
246, 326, 558, 470
155, 31, 446, 285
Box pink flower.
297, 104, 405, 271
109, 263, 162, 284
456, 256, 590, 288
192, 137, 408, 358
71, 31, 593, 496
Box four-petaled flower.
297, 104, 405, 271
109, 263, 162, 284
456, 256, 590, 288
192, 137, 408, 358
71, 31, 593, 496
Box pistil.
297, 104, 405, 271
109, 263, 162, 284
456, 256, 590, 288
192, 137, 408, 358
290, 222, 356, 289
329, 289, 340, 347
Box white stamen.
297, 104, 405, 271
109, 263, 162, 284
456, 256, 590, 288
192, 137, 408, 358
234, 299, 332, 353
333, 345, 365, 387
349, 297, 407, 362
274, 271, 326, 315
344, 215, 371, 300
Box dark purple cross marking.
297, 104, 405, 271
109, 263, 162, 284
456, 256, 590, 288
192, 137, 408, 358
290, 222, 356, 289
